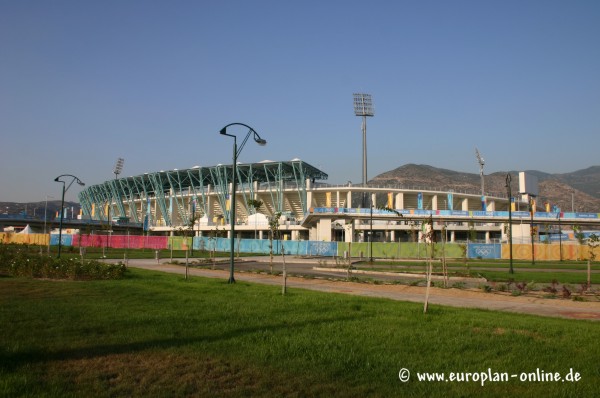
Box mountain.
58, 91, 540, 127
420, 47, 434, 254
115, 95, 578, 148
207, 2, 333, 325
371, 164, 600, 212
555, 166, 600, 198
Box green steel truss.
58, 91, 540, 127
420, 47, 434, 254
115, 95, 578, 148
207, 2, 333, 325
78, 160, 328, 227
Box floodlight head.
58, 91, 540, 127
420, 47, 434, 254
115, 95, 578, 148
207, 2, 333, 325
353, 93, 374, 117
475, 148, 485, 166
113, 157, 125, 176
253, 131, 267, 146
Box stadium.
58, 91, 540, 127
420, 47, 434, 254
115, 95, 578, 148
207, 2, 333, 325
77, 159, 600, 257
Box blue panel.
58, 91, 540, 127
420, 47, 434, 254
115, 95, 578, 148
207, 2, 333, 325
512, 211, 531, 218
468, 243, 501, 259
237, 238, 271, 254
450, 210, 469, 216
307, 241, 337, 257
50, 234, 73, 247
540, 234, 569, 242
194, 237, 311, 255
414, 210, 433, 216
575, 213, 599, 219
534, 212, 561, 219
471, 211, 495, 217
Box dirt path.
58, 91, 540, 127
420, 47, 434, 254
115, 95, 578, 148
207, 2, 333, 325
126, 259, 600, 321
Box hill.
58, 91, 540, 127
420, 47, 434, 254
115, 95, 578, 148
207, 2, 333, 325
371, 164, 600, 212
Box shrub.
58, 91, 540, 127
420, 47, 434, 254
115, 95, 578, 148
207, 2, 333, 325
542, 279, 561, 295
0, 244, 127, 281
480, 284, 493, 293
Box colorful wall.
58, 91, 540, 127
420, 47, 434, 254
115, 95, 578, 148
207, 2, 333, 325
2, 233, 599, 261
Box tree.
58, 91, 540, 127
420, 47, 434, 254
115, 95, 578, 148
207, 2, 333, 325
268, 212, 282, 275
175, 213, 201, 280
268, 212, 288, 294
207, 225, 224, 270
586, 233, 599, 290
574, 226, 598, 290
423, 215, 436, 313
468, 221, 477, 242
574, 225, 585, 261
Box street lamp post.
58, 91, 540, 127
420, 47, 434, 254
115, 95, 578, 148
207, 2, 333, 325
44, 195, 54, 255
557, 212, 563, 262
505, 174, 514, 274
369, 194, 374, 263
220, 123, 267, 283
529, 196, 536, 265
54, 174, 85, 258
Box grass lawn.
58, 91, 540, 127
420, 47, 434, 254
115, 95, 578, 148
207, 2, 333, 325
353, 260, 599, 285
1, 268, 599, 397
475, 270, 595, 285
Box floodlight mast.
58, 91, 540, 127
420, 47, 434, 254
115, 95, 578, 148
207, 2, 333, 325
475, 148, 485, 210
353, 93, 374, 207
114, 157, 125, 178
109, 157, 124, 234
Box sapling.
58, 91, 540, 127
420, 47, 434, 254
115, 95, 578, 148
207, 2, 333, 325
586, 233, 599, 290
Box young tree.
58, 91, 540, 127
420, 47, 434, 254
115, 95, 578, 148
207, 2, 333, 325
574, 225, 585, 261
175, 213, 201, 280
586, 233, 599, 290
268, 212, 288, 294
423, 215, 436, 313
207, 225, 223, 270
268, 212, 282, 275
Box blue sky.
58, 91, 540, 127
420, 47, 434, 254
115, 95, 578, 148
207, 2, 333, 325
1, 0, 599, 202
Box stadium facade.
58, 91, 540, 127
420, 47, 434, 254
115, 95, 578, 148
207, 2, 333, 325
78, 160, 596, 244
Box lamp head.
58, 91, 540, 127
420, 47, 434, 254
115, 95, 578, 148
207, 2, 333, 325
252, 130, 267, 146
219, 127, 227, 135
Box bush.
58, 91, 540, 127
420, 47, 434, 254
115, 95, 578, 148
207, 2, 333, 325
480, 284, 493, 293
0, 244, 127, 280
451, 282, 465, 289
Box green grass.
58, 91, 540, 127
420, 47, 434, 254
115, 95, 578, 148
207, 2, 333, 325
361, 259, 600, 270
352, 260, 599, 285
476, 270, 596, 285
1, 269, 599, 397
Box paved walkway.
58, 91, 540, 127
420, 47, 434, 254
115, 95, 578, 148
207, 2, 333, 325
125, 258, 600, 321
